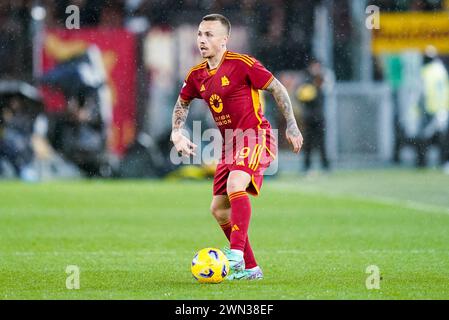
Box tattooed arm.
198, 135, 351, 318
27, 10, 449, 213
265, 78, 303, 153
171, 97, 197, 156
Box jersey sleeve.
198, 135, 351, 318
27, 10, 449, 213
179, 72, 200, 102
246, 59, 275, 90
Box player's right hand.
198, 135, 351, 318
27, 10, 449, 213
171, 130, 197, 156
286, 125, 303, 154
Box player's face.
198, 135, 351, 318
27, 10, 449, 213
309, 62, 321, 75
197, 20, 228, 59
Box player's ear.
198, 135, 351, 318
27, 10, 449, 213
222, 35, 229, 48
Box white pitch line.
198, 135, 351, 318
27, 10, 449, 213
274, 249, 449, 255
1, 249, 448, 257
353, 195, 449, 215
0, 251, 183, 256
269, 183, 449, 215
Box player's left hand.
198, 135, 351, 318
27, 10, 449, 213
171, 130, 197, 156
286, 124, 303, 154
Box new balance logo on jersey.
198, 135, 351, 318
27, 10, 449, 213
221, 76, 230, 87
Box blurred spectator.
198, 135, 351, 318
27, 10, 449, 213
0, 0, 33, 80
332, 0, 353, 80
98, 0, 125, 27
369, 0, 443, 11
296, 58, 331, 173
0, 81, 44, 181
382, 54, 404, 163
410, 0, 442, 11
445, 124, 449, 174
415, 46, 449, 167
253, 0, 315, 72
39, 45, 112, 177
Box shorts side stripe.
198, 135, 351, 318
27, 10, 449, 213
248, 144, 261, 169
249, 145, 263, 170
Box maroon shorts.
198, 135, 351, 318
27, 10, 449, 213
213, 128, 277, 196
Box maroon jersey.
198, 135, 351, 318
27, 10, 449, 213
179, 51, 274, 136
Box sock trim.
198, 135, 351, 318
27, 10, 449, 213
220, 221, 231, 228
228, 191, 248, 201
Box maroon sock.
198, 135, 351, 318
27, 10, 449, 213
220, 221, 258, 269
228, 191, 252, 252
220, 221, 232, 240
243, 239, 258, 269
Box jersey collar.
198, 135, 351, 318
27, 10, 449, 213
206, 50, 227, 76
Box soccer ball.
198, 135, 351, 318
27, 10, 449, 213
191, 248, 230, 283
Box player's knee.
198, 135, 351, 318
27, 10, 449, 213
210, 201, 221, 216
210, 203, 229, 222
210, 203, 219, 217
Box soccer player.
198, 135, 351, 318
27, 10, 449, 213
171, 14, 303, 280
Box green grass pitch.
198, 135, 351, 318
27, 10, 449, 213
0, 169, 448, 299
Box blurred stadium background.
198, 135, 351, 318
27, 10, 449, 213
1, 0, 449, 179
1, 0, 449, 299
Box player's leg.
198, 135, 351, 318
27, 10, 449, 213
222, 130, 274, 279
317, 119, 329, 170
224, 171, 264, 280
225, 170, 253, 272
210, 195, 259, 270
416, 137, 427, 167
210, 195, 230, 225
303, 121, 312, 172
